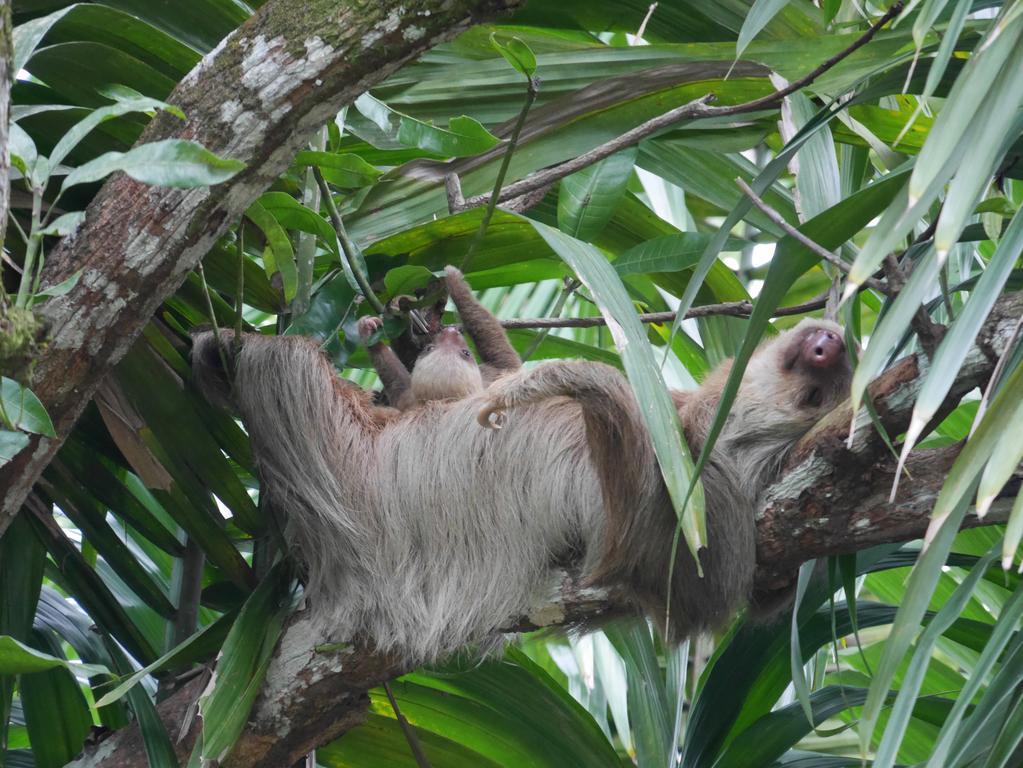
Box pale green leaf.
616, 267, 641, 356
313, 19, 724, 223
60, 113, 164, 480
61, 139, 245, 192
0, 378, 55, 437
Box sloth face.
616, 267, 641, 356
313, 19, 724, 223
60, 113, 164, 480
410, 327, 484, 403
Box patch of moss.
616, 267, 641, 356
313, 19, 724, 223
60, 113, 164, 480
0, 306, 44, 383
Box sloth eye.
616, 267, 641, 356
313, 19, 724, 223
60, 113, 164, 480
805, 387, 823, 407
424, 344, 435, 353
460, 349, 472, 359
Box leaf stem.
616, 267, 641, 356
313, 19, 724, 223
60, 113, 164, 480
460, 76, 539, 272
313, 166, 386, 315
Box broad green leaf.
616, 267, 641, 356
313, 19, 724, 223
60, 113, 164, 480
525, 217, 706, 562
399, 114, 502, 157
491, 33, 537, 78
933, 69, 1023, 256
383, 265, 435, 298
48, 95, 186, 179
199, 564, 293, 764
12, 5, 75, 74
712, 686, 868, 768
33, 269, 83, 301
294, 150, 382, 188
557, 147, 637, 242
614, 234, 750, 276
0, 378, 55, 437
8, 123, 38, 181
20, 655, 93, 768
37, 211, 85, 237
605, 623, 672, 767
736, 0, 794, 59
95, 612, 235, 708
61, 138, 245, 191
355, 93, 500, 157
245, 199, 298, 304
257, 191, 339, 259
0, 431, 30, 466
0, 635, 106, 675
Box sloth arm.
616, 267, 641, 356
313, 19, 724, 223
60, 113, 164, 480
368, 342, 415, 409
445, 266, 521, 382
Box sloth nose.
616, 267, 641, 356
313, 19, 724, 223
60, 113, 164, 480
802, 329, 844, 368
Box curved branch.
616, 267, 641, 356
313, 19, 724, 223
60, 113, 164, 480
0, 0, 525, 536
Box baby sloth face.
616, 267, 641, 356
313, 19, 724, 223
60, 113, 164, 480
410, 327, 484, 403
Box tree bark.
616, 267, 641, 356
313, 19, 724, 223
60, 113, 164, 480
0, 0, 525, 537
67, 292, 1022, 768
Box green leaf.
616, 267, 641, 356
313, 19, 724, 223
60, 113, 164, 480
399, 114, 501, 157
0, 378, 55, 437
736, 0, 794, 59
12, 5, 75, 74
491, 33, 537, 78
294, 150, 382, 188
200, 564, 293, 764
557, 147, 637, 242
872, 547, 999, 768
0, 431, 31, 466
245, 198, 298, 304
8, 123, 38, 182
525, 217, 707, 560
20, 654, 93, 768
897, 206, 1023, 504
95, 612, 235, 708
0, 635, 106, 676
37, 211, 85, 237
614, 234, 750, 276
355, 93, 500, 157
61, 138, 245, 191
383, 265, 435, 298
48, 95, 186, 178
33, 269, 83, 301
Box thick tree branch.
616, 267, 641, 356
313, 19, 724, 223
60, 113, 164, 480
72, 293, 1022, 768
0, 0, 525, 536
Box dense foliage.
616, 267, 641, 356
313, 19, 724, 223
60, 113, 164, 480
1, 0, 1022, 766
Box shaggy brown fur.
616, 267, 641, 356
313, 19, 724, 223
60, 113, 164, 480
192, 319, 849, 661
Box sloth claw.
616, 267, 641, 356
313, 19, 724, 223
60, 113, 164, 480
477, 404, 507, 430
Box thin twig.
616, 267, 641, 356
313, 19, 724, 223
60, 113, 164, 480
521, 277, 581, 360
467, 295, 829, 332
197, 262, 231, 378
314, 166, 387, 315
384, 681, 432, 768
457, 2, 903, 212
233, 219, 245, 357
736, 177, 890, 295
461, 76, 540, 272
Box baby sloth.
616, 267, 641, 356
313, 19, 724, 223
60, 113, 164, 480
357, 265, 520, 409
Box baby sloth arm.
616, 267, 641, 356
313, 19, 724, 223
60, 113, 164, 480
444, 265, 521, 383
358, 316, 415, 410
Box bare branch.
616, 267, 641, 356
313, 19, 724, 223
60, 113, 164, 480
736, 177, 890, 295
457, 2, 904, 212
480, 295, 829, 332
